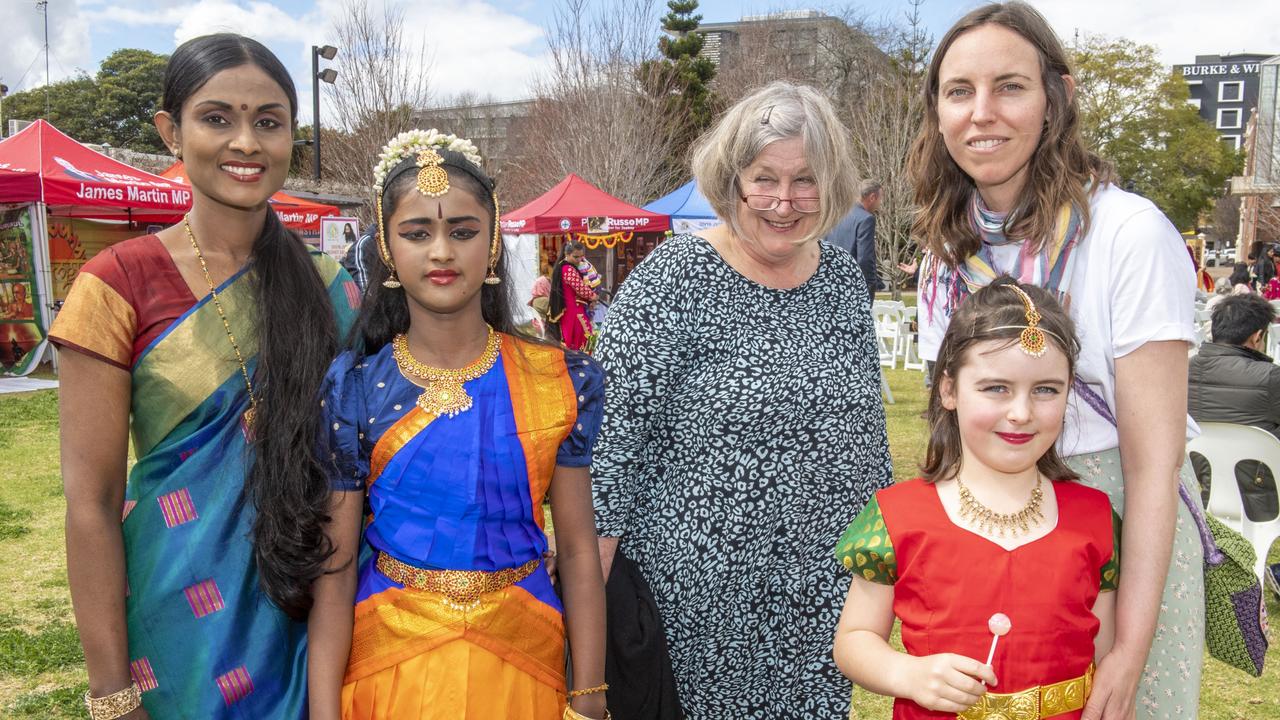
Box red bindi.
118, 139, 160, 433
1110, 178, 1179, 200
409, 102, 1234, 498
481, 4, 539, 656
437, 203, 444, 219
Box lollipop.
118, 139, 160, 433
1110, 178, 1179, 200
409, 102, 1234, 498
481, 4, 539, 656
985, 613, 1012, 667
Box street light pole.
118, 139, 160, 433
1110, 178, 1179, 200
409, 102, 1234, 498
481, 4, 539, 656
0, 84, 8, 139
311, 44, 338, 182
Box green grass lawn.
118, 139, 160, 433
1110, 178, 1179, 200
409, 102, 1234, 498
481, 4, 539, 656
1, 370, 1277, 718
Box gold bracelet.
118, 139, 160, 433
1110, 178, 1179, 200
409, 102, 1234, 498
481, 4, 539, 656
84, 682, 141, 720
567, 682, 609, 698
563, 708, 611, 720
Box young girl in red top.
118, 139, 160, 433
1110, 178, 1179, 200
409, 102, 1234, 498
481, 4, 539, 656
833, 276, 1119, 719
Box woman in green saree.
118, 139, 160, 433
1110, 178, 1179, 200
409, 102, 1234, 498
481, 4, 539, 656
52, 34, 359, 720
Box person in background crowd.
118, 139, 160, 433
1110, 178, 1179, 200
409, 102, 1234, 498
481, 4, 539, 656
592, 81, 892, 717
53, 33, 358, 719
341, 224, 379, 293
548, 241, 596, 351
1187, 293, 1280, 598
908, 4, 1204, 717
826, 179, 882, 304
1252, 241, 1275, 291
1228, 262, 1254, 294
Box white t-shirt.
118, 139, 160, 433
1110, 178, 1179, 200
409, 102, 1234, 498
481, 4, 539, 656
918, 183, 1199, 456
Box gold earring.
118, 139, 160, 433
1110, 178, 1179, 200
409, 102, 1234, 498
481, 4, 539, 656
173, 146, 182, 160
382, 273, 402, 289
484, 194, 502, 285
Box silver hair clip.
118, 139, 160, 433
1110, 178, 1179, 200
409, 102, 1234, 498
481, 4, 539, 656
760, 105, 775, 125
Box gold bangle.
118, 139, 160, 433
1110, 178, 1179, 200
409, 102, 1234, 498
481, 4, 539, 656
567, 682, 609, 698
84, 682, 141, 720
563, 707, 611, 720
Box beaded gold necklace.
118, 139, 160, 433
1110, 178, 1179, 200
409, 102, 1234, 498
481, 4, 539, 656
955, 474, 1044, 538
183, 215, 257, 429
391, 327, 501, 418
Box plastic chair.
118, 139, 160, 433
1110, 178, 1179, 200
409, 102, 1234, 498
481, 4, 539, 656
899, 307, 927, 372
1187, 422, 1280, 582
871, 303, 903, 369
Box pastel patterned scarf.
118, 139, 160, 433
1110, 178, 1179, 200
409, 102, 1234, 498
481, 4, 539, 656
921, 192, 1084, 322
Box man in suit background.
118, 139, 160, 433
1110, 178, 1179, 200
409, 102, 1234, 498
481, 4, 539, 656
825, 180, 882, 303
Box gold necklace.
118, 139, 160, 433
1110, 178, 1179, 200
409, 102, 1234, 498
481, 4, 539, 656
955, 474, 1044, 538
183, 215, 257, 429
392, 327, 501, 418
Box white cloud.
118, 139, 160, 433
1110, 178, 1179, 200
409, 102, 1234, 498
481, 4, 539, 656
310, 0, 549, 102
1027, 0, 1280, 65
1, 0, 93, 95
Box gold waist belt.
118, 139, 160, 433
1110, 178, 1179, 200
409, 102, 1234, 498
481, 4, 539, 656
375, 553, 540, 610
957, 664, 1093, 720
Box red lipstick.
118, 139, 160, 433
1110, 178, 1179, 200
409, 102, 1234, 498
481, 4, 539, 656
426, 269, 459, 285
996, 432, 1034, 445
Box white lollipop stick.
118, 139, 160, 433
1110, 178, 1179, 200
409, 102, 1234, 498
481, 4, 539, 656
984, 635, 1000, 666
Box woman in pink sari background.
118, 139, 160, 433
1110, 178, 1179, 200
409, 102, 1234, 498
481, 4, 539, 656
549, 241, 597, 351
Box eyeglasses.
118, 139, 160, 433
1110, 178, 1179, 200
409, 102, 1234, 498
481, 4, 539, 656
739, 193, 821, 213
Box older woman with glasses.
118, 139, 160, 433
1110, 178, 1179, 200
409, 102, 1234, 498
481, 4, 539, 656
591, 81, 893, 716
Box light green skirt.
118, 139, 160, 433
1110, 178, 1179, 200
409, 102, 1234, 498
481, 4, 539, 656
1066, 449, 1205, 719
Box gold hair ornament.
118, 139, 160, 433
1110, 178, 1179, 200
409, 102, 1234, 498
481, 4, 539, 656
992, 284, 1049, 358
416, 148, 450, 197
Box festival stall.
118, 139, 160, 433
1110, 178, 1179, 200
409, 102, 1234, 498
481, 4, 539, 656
0, 120, 195, 375
160, 161, 340, 246
643, 179, 718, 234
499, 174, 670, 322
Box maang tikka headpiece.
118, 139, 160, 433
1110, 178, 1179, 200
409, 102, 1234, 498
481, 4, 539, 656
992, 284, 1054, 358
371, 129, 501, 288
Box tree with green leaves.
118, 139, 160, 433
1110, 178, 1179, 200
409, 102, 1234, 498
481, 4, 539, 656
636, 0, 717, 185
1072, 35, 1241, 231
2, 48, 168, 153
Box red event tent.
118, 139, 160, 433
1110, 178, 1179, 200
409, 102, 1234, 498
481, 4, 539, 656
500, 173, 669, 235
0, 120, 192, 219
160, 161, 340, 232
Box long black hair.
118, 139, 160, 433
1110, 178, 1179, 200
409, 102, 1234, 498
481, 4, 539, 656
546, 240, 586, 340
354, 153, 517, 355
163, 33, 339, 620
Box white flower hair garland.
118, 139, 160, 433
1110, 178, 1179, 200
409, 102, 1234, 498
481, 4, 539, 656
372, 129, 483, 191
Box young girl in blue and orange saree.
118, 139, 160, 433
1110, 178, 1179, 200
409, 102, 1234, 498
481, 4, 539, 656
306, 131, 609, 720
54, 34, 357, 720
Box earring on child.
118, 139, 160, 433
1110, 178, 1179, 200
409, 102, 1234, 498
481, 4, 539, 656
484, 194, 502, 285
375, 195, 402, 289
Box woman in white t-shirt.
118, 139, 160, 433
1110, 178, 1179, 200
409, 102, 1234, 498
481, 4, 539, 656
905, 4, 1202, 719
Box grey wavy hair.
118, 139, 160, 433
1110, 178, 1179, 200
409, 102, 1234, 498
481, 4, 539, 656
691, 81, 859, 245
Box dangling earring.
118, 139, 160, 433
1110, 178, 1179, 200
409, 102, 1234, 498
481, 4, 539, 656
484, 194, 503, 285
376, 195, 401, 288
173, 146, 182, 160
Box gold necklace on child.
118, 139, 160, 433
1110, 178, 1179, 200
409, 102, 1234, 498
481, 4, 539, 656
955, 474, 1044, 538
391, 328, 501, 418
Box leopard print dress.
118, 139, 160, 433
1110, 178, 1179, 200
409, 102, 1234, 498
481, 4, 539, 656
592, 234, 893, 718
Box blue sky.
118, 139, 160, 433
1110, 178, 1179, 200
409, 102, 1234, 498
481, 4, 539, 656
3, 0, 1279, 120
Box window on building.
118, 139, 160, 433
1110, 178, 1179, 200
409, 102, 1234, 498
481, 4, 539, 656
1187, 98, 1201, 110
1217, 108, 1242, 129
1218, 81, 1244, 102
1220, 135, 1241, 150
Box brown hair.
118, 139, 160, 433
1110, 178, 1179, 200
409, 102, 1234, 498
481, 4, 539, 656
905, 1, 1111, 267
922, 276, 1081, 482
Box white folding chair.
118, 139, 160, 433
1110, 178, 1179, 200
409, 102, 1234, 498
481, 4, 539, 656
1186, 422, 1280, 582
899, 307, 927, 371
871, 303, 903, 370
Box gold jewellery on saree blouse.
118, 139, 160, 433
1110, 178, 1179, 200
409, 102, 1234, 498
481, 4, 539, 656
391, 327, 501, 418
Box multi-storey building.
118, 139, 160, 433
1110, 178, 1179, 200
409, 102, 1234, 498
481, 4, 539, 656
1175, 53, 1273, 150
